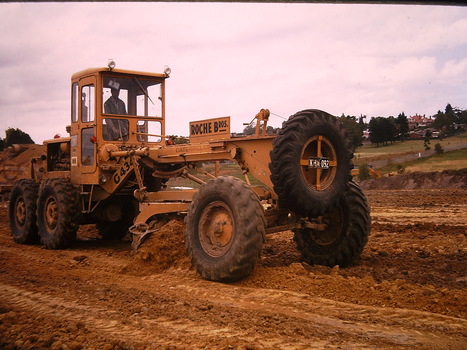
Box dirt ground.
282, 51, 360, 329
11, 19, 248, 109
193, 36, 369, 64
0, 187, 466, 349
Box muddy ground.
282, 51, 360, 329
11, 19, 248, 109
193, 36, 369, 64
0, 186, 466, 349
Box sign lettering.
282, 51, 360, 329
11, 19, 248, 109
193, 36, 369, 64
190, 117, 230, 142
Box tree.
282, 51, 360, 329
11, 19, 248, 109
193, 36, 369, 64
172, 135, 189, 144
434, 143, 444, 155
385, 116, 397, 144
433, 104, 467, 134
338, 114, 363, 151
4, 128, 34, 147
459, 110, 467, 125
445, 103, 456, 123
358, 114, 367, 130
395, 112, 409, 141
368, 117, 384, 146
423, 138, 431, 150
242, 123, 278, 136
358, 163, 371, 181
433, 111, 451, 131
243, 124, 256, 136
368, 117, 397, 147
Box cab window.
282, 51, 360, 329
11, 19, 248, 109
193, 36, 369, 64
81, 85, 95, 122
81, 127, 95, 165
71, 83, 78, 123
137, 120, 162, 142
103, 118, 129, 141
102, 76, 162, 117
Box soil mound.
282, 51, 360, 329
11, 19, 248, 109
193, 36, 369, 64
0, 144, 44, 191
128, 218, 190, 274
359, 168, 467, 190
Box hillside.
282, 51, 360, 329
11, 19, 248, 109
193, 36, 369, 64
358, 168, 467, 190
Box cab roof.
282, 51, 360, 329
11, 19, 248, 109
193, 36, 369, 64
71, 67, 168, 81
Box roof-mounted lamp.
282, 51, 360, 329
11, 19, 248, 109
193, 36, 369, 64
108, 59, 116, 71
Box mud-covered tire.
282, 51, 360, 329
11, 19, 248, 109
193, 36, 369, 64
269, 109, 353, 218
96, 199, 137, 240
185, 176, 266, 282
294, 181, 370, 267
8, 179, 40, 244
36, 178, 80, 249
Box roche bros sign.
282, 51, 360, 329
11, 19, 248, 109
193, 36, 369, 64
189, 117, 230, 142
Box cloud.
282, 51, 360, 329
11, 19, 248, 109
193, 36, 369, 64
0, 2, 466, 142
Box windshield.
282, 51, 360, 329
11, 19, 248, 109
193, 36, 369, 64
102, 75, 162, 118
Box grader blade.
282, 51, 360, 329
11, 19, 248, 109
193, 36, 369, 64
129, 223, 158, 251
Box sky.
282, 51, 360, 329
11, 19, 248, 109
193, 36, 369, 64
1, 2, 466, 143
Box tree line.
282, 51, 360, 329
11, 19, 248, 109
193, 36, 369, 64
240, 103, 466, 151
339, 103, 466, 149
0, 128, 34, 151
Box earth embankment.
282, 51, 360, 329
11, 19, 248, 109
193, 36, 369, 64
359, 168, 467, 190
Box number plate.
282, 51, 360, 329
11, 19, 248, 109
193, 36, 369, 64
309, 157, 330, 169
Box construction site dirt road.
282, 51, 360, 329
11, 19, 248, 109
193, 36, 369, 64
0, 187, 466, 350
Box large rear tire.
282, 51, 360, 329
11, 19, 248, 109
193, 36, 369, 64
269, 109, 353, 218
36, 178, 80, 249
294, 181, 370, 267
9, 179, 39, 244
185, 176, 266, 282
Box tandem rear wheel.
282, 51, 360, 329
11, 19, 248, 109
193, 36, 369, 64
36, 178, 80, 249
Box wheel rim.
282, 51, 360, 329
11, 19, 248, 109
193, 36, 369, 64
15, 197, 26, 228
300, 135, 338, 191
310, 206, 344, 245
198, 201, 234, 257
44, 196, 58, 232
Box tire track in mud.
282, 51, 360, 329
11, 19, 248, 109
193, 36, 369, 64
0, 283, 260, 349
1, 282, 364, 349
4, 274, 467, 349
143, 273, 467, 347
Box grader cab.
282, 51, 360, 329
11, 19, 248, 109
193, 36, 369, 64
8, 63, 371, 282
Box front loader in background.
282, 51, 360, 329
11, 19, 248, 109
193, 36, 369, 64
8, 63, 371, 282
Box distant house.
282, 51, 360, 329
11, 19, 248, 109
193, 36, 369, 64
408, 114, 434, 130
363, 129, 370, 140
409, 130, 425, 139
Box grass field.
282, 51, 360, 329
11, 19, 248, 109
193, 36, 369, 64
354, 133, 467, 162
378, 148, 467, 174
354, 132, 467, 174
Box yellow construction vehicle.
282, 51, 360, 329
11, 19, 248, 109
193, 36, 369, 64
351, 166, 382, 179
7, 63, 371, 281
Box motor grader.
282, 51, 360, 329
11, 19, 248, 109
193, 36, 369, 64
8, 63, 371, 282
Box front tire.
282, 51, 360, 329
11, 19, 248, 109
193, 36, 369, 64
36, 178, 80, 249
269, 109, 353, 218
294, 181, 370, 267
9, 179, 39, 244
185, 176, 266, 282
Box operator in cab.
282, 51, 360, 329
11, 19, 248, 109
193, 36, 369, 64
104, 79, 128, 141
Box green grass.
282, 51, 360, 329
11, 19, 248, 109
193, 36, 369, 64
354, 133, 467, 165
378, 148, 467, 174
